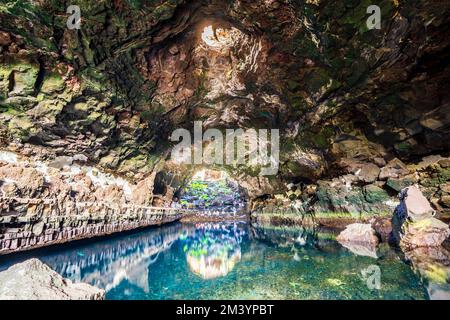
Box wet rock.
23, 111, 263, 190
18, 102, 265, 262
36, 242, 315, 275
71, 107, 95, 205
0, 259, 105, 300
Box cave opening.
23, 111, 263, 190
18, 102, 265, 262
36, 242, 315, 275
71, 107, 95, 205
176, 169, 248, 217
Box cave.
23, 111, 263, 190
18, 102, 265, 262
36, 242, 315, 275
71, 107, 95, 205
0, 0, 450, 301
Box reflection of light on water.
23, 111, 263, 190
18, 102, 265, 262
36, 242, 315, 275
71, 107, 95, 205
183, 223, 245, 279
187, 247, 241, 280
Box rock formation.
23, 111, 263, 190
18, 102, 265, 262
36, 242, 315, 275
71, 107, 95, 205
0, 258, 104, 300
336, 223, 379, 258
0, 0, 450, 244
393, 186, 450, 249
0, 151, 181, 254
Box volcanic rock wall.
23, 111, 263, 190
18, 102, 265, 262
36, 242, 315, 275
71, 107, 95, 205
0, 1, 449, 233
0, 151, 181, 254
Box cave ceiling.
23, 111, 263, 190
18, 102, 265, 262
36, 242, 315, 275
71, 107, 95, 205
0, 0, 449, 198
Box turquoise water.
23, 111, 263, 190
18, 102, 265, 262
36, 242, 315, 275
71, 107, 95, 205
0, 222, 438, 300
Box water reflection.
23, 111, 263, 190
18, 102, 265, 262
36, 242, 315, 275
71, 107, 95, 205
41, 223, 194, 292
183, 223, 245, 279
0, 221, 442, 299
404, 246, 450, 300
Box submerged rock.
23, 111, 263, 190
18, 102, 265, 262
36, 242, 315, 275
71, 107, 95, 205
0, 259, 104, 300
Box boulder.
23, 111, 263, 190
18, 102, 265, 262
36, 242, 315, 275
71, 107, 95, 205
337, 223, 379, 245
400, 218, 450, 249
386, 175, 416, 192
284, 150, 325, 180
338, 159, 380, 183
337, 223, 379, 258
396, 186, 435, 221
379, 158, 409, 180
0, 259, 105, 300
393, 186, 449, 249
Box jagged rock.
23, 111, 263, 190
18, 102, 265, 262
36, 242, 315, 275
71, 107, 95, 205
0, 153, 183, 253
399, 218, 450, 249
396, 186, 435, 222
0, 259, 105, 300
339, 159, 381, 183
379, 158, 410, 180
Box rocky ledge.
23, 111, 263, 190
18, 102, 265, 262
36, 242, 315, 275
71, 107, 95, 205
0, 151, 181, 254
0, 258, 104, 300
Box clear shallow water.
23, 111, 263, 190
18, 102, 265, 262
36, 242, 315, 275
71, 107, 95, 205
0, 221, 439, 300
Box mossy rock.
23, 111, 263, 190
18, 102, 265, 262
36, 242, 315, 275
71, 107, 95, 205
386, 177, 415, 192
41, 73, 65, 94
8, 115, 35, 140
363, 184, 390, 203
0, 62, 39, 97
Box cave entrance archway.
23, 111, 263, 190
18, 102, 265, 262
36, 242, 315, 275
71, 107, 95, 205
177, 169, 248, 217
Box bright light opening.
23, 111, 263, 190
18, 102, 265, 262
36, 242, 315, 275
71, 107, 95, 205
200, 25, 240, 49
